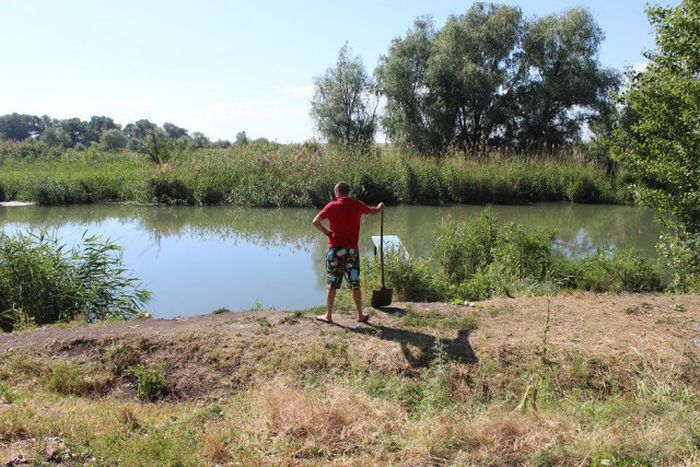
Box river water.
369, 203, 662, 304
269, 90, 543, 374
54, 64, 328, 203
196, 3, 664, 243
0, 203, 659, 317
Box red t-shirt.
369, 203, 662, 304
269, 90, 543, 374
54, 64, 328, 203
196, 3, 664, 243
318, 196, 372, 248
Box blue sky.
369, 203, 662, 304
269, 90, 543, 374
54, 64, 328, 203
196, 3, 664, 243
0, 0, 675, 142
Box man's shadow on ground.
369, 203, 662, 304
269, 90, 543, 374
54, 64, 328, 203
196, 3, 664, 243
333, 306, 478, 368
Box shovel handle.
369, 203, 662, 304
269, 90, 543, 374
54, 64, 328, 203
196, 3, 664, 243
380, 208, 385, 289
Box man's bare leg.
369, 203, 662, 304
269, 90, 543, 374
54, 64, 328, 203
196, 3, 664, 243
317, 288, 336, 323
353, 289, 369, 322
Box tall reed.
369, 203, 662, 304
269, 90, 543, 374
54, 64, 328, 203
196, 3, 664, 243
0, 143, 627, 206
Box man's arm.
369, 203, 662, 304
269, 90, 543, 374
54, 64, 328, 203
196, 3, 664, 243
367, 202, 385, 215
312, 213, 332, 237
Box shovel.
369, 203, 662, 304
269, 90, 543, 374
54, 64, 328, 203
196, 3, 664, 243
371, 209, 393, 308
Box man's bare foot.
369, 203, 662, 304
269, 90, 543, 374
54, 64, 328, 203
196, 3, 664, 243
357, 314, 369, 323
316, 314, 333, 323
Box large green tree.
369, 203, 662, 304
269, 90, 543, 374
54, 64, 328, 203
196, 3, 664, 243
88, 116, 118, 134
375, 17, 442, 154
100, 129, 127, 151
56, 118, 95, 147
123, 119, 171, 163
377, 5, 524, 153
614, 0, 700, 291
511, 8, 619, 151
235, 131, 248, 145
40, 127, 72, 148
0, 113, 44, 141
376, 3, 618, 154
310, 43, 378, 147
163, 122, 188, 139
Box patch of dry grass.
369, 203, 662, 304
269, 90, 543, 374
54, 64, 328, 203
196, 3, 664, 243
251, 378, 404, 460
0, 295, 699, 464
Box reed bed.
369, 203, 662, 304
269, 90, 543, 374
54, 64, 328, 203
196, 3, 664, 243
0, 142, 628, 206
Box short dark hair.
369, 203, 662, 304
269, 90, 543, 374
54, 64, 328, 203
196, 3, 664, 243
335, 181, 350, 196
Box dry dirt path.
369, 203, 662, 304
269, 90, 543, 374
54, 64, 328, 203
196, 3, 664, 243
1, 293, 698, 399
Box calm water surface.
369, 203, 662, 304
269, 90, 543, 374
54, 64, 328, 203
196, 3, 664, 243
0, 204, 659, 317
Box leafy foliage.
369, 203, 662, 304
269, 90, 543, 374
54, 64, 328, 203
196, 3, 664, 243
434, 209, 498, 283
100, 128, 127, 151
310, 43, 378, 147
0, 113, 45, 141
0, 230, 151, 330
376, 4, 618, 154
365, 210, 662, 302
613, 0, 700, 291
561, 249, 662, 293
129, 364, 168, 402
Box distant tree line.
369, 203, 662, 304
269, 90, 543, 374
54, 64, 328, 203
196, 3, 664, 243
0, 113, 267, 154
311, 3, 620, 154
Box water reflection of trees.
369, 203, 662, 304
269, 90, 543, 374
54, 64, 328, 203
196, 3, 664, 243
0, 202, 660, 259
0, 205, 319, 251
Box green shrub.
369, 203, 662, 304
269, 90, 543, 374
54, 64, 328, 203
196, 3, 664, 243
433, 209, 499, 283
658, 231, 700, 292
565, 176, 611, 203
433, 210, 559, 300
566, 249, 662, 293
0, 230, 151, 330
449, 272, 495, 301
372, 212, 664, 302
129, 364, 168, 402
490, 224, 556, 281
364, 253, 447, 302
149, 175, 195, 205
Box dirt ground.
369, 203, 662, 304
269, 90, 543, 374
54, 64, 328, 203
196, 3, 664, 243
1, 293, 698, 401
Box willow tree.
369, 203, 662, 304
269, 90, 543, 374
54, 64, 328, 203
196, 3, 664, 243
377, 5, 524, 154
310, 44, 378, 148
376, 3, 618, 155
512, 8, 619, 151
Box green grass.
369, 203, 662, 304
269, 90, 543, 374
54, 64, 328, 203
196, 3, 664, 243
0, 142, 628, 206
400, 306, 479, 331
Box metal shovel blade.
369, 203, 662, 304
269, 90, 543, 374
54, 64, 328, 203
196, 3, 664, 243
371, 287, 393, 309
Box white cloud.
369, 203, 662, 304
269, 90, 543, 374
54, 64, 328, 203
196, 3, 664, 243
120, 97, 155, 109
632, 61, 648, 73
280, 84, 315, 98
165, 100, 314, 142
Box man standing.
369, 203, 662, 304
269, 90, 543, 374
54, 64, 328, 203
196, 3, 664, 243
312, 181, 384, 323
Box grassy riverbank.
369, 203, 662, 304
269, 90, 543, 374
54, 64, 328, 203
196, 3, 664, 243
0, 142, 629, 207
0, 294, 698, 465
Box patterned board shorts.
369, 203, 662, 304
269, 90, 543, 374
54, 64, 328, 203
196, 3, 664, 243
326, 247, 361, 290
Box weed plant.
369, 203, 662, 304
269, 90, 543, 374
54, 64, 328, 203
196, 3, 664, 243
128, 364, 168, 402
